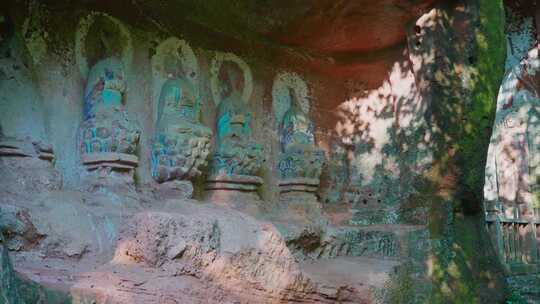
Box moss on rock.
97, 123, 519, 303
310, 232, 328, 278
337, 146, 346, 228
427, 0, 508, 302
458, 0, 506, 211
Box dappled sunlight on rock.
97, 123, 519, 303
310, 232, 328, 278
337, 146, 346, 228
0, 0, 521, 303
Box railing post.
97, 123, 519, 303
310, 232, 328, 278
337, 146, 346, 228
494, 216, 505, 262
529, 221, 537, 264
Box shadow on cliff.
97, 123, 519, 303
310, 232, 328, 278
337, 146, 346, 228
328, 1, 509, 303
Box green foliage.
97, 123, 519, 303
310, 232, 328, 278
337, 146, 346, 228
505, 291, 529, 304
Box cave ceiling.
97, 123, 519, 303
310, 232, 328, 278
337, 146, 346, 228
16, 0, 438, 85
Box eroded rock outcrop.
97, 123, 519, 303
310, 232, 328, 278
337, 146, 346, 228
116, 210, 311, 295
21, 200, 399, 304
151, 39, 212, 199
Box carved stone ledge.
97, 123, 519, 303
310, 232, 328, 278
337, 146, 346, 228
279, 177, 319, 192
207, 174, 263, 184
0, 139, 61, 192
0, 140, 54, 162
38, 152, 54, 161
154, 180, 194, 200
81, 152, 138, 170
0, 147, 31, 157
205, 174, 263, 192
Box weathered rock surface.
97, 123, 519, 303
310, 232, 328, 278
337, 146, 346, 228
4, 195, 408, 303
0, 204, 43, 251
0, 0, 512, 302
0, 157, 61, 195
76, 202, 399, 303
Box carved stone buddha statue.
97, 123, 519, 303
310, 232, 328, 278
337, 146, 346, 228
277, 88, 325, 197
488, 90, 540, 219
206, 62, 264, 196
280, 89, 315, 151
79, 57, 141, 178
151, 73, 212, 184
210, 67, 263, 177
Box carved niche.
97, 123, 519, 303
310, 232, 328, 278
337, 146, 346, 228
205, 53, 264, 194
493, 91, 540, 219
79, 58, 140, 172
272, 72, 325, 201
150, 38, 212, 197
76, 13, 140, 191
484, 46, 540, 222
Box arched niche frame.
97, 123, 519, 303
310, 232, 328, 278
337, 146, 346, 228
151, 37, 199, 123
272, 71, 311, 126
210, 52, 253, 106
75, 12, 133, 80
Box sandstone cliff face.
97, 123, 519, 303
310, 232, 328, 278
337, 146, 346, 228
0, 0, 513, 303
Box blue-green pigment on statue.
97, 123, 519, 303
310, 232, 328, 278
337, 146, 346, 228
79, 58, 140, 159
277, 88, 325, 194
210, 67, 264, 178
152, 76, 212, 183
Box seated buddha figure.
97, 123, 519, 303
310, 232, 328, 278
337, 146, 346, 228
278, 88, 325, 181
79, 57, 140, 159
210, 67, 263, 177
151, 71, 212, 183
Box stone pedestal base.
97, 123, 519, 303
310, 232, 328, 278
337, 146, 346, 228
0, 139, 54, 161
81, 152, 138, 171
0, 139, 60, 193
205, 174, 263, 192
204, 190, 263, 216
0, 157, 61, 194
275, 192, 323, 224
275, 178, 323, 223
204, 174, 264, 215
155, 180, 194, 200
279, 178, 319, 199
280, 191, 318, 203
80, 152, 138, 196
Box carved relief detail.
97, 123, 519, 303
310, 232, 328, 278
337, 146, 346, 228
206, 53, 264, 192
273, 72, 324, 197
78, 58, 141, 172
151, 38, 212, 184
